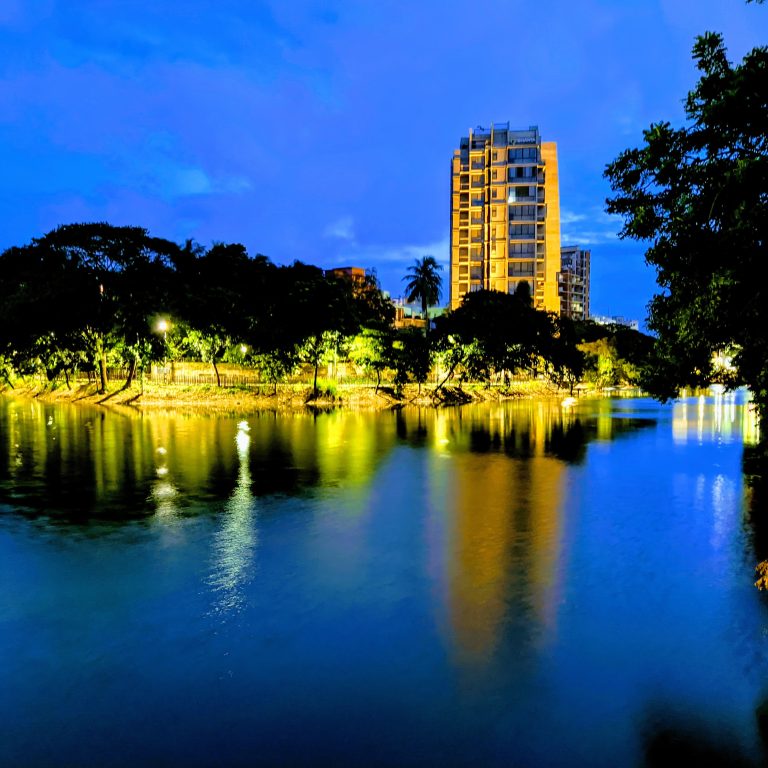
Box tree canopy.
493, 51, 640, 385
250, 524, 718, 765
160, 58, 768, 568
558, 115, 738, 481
402, 256, 443, 327
605, 30, 768, 417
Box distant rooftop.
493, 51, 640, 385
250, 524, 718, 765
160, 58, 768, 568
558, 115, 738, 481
461, 124, 540, 149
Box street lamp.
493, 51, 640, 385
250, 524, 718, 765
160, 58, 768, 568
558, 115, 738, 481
156, 319, 170, 382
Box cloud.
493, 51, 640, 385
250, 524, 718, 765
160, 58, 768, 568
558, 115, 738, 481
168, 167, 212, 196
330, 235, 449, 299
324, 215, 355, 241
339, 235, 448, 266
561, 206, 622, 246
560, 210, 587, 226
144, 163, 253, 200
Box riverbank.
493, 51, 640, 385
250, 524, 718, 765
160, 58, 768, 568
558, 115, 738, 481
1, 378, 568, 414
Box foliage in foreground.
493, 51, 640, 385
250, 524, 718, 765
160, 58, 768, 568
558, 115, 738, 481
605, 27, 768, 419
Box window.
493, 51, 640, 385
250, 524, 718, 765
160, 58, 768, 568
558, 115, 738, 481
509, 204, 536, 220
509, 243, 536, 256
509, 165, 536, 179
508, 261, 535, 277
508, 186, 533, 202
508, 147, 538, 162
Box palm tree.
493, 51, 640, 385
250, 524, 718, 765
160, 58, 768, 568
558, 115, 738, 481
402, 256, 443, 334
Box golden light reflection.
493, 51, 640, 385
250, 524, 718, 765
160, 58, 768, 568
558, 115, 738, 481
436, 402, 567, 666
151, 440, 179, 520
672, 391, 758, 446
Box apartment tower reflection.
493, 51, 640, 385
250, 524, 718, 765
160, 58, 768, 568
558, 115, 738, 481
440, 404, 567, 663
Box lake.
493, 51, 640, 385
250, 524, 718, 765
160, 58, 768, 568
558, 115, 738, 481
1, 393, 766, 767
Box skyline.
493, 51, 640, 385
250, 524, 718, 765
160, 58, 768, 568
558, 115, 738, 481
1, 1, 765, 326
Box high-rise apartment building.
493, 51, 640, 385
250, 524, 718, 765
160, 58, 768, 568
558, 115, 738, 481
449, 124, 561, 311
559, 245, 590, 321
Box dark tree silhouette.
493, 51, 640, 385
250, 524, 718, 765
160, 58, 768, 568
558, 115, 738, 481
402, 256, 443, 333
605, 28, 768, 420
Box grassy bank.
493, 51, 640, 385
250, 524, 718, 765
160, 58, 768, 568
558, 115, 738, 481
1, 378, 570, 414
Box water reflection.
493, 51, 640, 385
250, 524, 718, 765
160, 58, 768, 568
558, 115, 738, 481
444, 450, 566, 663
672, 390, 759, 446
208, 421, 257, 617
0, 401, 399, 522
397, 399, 658, 463
1, 394, 767, 767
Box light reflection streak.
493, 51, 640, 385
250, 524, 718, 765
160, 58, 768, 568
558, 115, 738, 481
151, 443, 179, 520
208, 420, 257, 618
672, 393, 758, 446
710, 473, 736, 550
151, 479, 180, 519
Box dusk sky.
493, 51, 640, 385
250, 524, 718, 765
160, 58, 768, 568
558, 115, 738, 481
1, 1, 765, 325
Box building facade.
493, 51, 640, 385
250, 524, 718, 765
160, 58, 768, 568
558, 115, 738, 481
558, 245, 590, 321
449, 124, 561, 311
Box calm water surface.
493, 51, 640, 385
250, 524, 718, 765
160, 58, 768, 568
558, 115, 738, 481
1, 393, 766, 766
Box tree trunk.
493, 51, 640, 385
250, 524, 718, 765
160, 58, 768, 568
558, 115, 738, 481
64, 369, 71, 390
375, 369, 381, 395
125, 355, 138, 388
212, 358, 221, 387
313, 361, 319, 398
434, 358, 460, 394
96, 337, 108, 394
422, 298, 429, 337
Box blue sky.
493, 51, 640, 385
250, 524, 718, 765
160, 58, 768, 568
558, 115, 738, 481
0, 1, 765, 324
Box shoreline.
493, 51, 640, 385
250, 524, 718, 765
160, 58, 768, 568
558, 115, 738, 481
0, 379, 573, 415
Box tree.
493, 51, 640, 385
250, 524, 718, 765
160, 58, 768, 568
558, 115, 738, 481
402, 256, 443, 333
605, 29, 768, 418
545, 316, 586, 395
348, 328, 392, 393
433, 289, 553, 389
390, 329, 432, 397
0, 223, 179, 393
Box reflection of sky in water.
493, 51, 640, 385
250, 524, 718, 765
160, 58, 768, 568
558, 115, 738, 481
1, 396, 767, 766
207, 421, 256, 618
